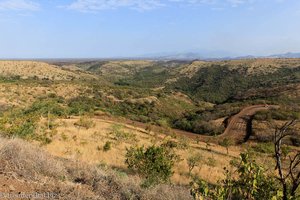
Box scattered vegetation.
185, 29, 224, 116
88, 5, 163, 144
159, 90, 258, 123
74, 116, 95, 129
109, 124, 136, 143
0, 59, 299, 199
125, 144, 178, 187
191, 153, 280, 200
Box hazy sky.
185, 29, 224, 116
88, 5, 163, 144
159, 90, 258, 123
0, 0, 300, 58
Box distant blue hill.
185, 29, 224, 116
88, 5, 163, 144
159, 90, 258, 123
268, 52, 300, 58
138, 51, 300, 60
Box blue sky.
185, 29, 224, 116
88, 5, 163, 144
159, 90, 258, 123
0, 0, 299, 58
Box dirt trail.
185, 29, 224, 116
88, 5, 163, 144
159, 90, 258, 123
95, 104, 277, 145
219, 105, 277, 144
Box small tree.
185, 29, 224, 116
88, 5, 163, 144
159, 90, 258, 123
219, 138, 233, 154
274, 120, 300, 200
187, 153, 203, 176
125, 144, 177, 187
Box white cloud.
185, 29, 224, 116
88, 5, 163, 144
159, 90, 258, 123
66, 0, 165, 12
227, 0, 255, 7
0, 0, 39, 11
65, 0, 280, 12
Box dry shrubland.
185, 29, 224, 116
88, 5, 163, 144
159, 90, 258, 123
0, 137, 192, 199
0, 61, 95, 80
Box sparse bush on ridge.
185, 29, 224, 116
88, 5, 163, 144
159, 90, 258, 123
125, 144, 178, 187
109, 124, 136, 142
0, 98, 66, 141
74, 116, 95, 129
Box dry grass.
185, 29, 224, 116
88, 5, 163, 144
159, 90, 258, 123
0, 137, 192, 199
0, 61, 87, 80
177, 58, 300, 78
0, 82, 85, 108
98, 60, 153, 77
42, 116, 245, 185
0, 138, 66, 180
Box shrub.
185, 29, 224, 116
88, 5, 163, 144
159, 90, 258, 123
68, 96, 96, 115
125, 144, 177, 187
206, 157, 216, 167
103, 141, 112, 151
161, 140, 178, 149
190, 153, 280, 200
187, 153, 203, 175
26, 99, 66, 117
219, 138, 234, 154
74, 117, 95, 129
252, 142, 273, 154
109, 124, 136, 142
157, 119, 170, 128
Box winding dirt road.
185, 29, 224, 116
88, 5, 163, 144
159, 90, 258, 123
94, 104, 278, 145
219, 104, 278, 144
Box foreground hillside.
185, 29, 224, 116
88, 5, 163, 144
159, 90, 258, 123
0, 58, 299, 199
0, 137, 192, 199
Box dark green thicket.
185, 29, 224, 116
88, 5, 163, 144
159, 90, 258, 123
171, 66, 300, 104
115, 66, 172, 88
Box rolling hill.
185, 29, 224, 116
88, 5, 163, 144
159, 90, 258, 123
0, 61, 96, 80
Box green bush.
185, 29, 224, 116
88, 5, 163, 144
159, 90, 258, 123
26, 99, 66, 117
103, 141, 112, 151
68, 96, 96, 115
191, 153, 280, 200
125, 144, 177, 187
252, 142, 274, 154
109, 124, 136, 142
0, 98, 67, 140
74, 117, 95, 129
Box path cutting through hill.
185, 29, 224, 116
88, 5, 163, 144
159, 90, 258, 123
95, 104, 277, 145
218, 104, 277, 144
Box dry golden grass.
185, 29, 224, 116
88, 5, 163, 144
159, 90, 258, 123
0, 82, 84, 107
0, 137, 193, 199
99, 60, 154, 77
41, 116, 247, 185
177, 58, 300, 78
179, 61, 209, 78
0, 61, 95, 80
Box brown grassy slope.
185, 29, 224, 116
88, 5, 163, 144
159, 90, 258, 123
177, 58, 300, 79
93, 60, 154, 77
0, 61, 95, 80
0, 137, 192, 200
0, 82, 86, 108
41, 116, 247, 185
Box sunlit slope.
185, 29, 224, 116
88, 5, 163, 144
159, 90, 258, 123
0, 61, 95, 80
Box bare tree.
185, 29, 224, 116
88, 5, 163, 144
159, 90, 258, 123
274, 120, 300, 200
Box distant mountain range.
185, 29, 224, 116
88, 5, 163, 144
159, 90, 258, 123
268, 52, 300, 58
139, 52, 300, 60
